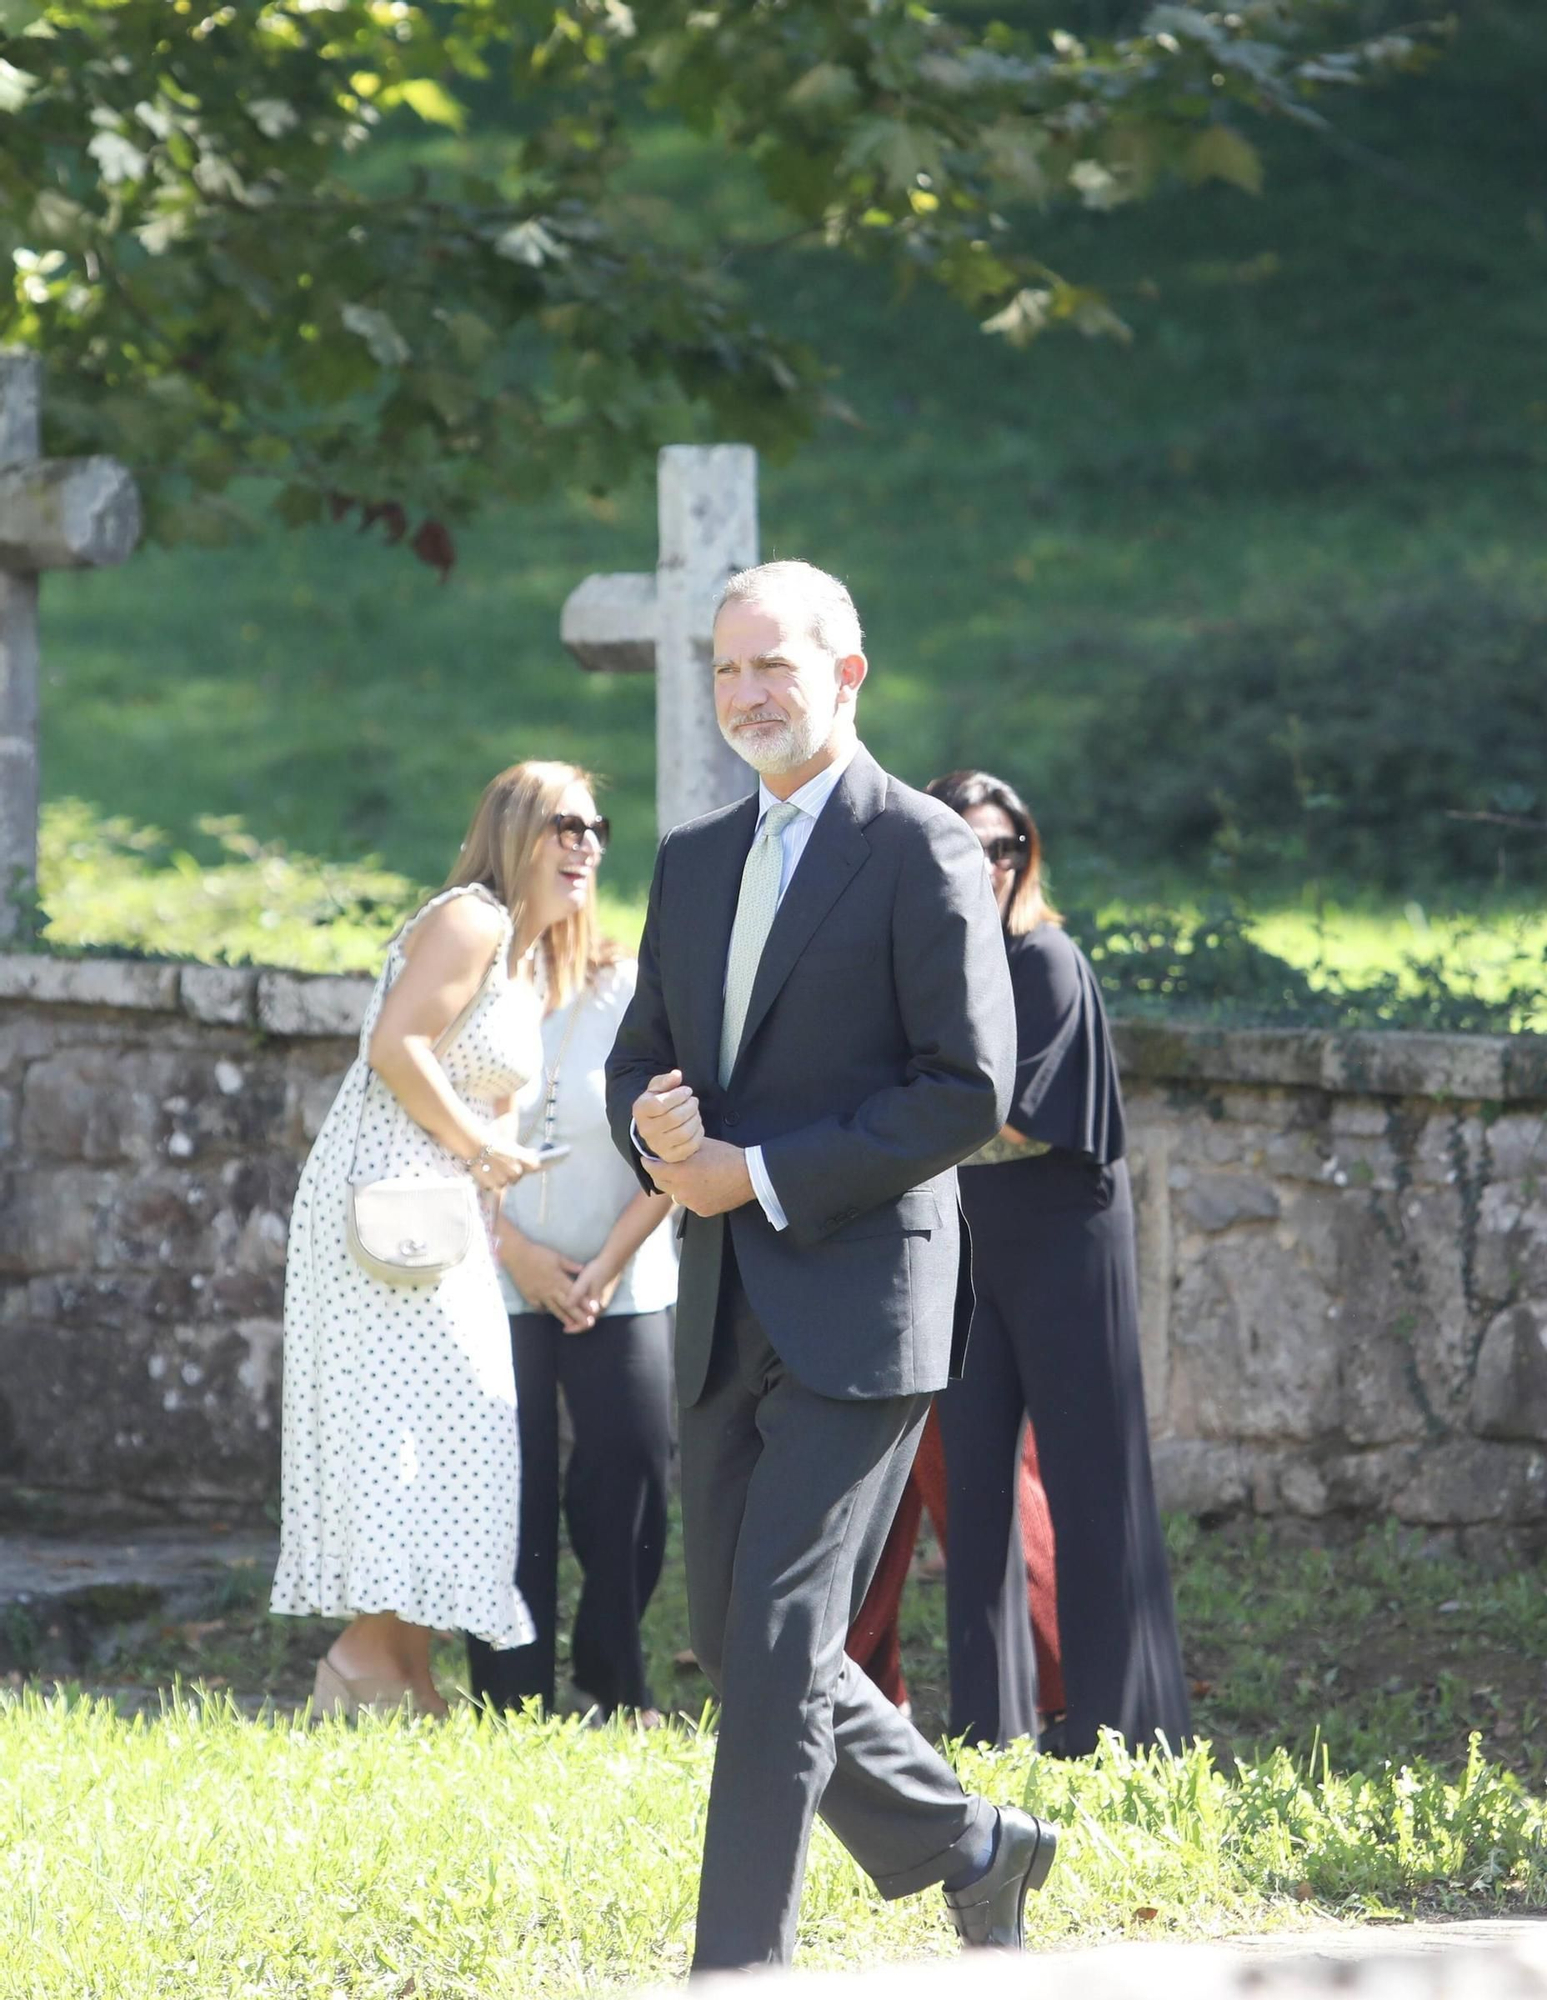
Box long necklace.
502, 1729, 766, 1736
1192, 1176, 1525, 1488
535, 990, 582, 1225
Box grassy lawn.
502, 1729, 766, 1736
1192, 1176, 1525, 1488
30, 6, 1547, 1014
4, 1691, 1544, 1997
5, 1516, 1546, 1993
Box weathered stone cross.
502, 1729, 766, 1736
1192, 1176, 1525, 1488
0, 349, 142, 939
561, 444, 759, 835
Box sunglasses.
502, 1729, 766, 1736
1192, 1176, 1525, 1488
551, 812, 611, 853
979, 833, 1028, 869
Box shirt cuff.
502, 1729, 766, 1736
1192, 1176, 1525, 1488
746, 1144, 789, 1232
630, 1117, 657, 1161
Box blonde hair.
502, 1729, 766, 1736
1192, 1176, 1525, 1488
438, 760, 620, 1007
716, 559, 865, 660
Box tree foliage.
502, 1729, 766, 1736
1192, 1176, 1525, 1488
0, 2, 1435, 557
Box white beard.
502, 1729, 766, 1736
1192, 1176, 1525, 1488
721, 696, 835, 776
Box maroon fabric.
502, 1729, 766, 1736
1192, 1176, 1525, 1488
847, 1405, 1064, 1716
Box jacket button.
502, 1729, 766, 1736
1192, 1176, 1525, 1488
723, 1111, 739, 1130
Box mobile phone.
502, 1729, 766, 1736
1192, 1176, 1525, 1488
533, 1143, 571, 1169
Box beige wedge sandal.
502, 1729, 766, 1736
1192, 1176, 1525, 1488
311, 1651, 435, 1720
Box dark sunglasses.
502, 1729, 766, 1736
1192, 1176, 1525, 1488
551, 812, 610, 853
979, 833, 1028, 869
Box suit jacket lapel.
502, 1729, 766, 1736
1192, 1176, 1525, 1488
688, 792, 759, 1088
728, 755, 876, 1084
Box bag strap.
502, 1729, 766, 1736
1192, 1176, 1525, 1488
345, 903, 511, 1183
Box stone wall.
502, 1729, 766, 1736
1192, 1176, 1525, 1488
3, 954, 1546, 1533
0, 956, 369, 1510
1119, 1021, 1547, 1544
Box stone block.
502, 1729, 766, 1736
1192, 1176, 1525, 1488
0, 1014, 59, 1076
0, 1168, 117, 1275
560, 570, 658, 674
255, 971, 370, 1039
1323, 1031, 1509, 1103
294, 1065, 349, 1144
1167, 1230, 1339, 1442
1275, 1457, 1331, 1516
1480, 1111, 1546, 1182
1114, 1021, 1326, 1090
103, 1172, 225, 1273
1470, 1303, 1547, 1442
1176, 1173, 1281, 1234
179, 964, 256, 1026
1472, 1184, 1547, 1308
19, 1049, 165, 1163
1329, 1100, 1389, 1139
0, 1311, 281, 1497
1262, 1126, 1329, 1183
0, 955, 179, 1011
1333, 1205, 1431, 1446
1150, 1438, 1253, 1515
23, 1269, 201, 1331
1502, 1034, 1547, 1101
1127, 1135, 1172, 1430
1392, 1440, 1547, 1525
179, 1059, 292, 1155
1398, 1186, 1481, 1419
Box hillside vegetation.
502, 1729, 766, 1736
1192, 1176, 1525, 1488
37, 2, 1547, 1019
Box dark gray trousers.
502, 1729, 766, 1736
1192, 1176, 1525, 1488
679, 1263, 991, 1970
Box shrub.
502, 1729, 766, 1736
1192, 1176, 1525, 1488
1064, 577, 1547, 890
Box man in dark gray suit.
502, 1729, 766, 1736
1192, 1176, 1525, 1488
606, 560, 1057, 1970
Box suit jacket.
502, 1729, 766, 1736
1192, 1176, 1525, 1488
605, 745, 1015, 1405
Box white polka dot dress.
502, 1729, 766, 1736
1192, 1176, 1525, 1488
271, 886, 540, 1648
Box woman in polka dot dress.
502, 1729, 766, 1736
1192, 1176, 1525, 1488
271, 766, 557, 1715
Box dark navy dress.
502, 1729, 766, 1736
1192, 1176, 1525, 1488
937, 923, 1192, 1754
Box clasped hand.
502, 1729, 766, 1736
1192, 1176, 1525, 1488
632, 1070, 754, 1218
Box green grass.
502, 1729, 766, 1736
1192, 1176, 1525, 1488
31, 4, 1547, 998
7, 1517, 1547, 1990
2, 1692, 1543, 1996
38, 800, 1547, 1031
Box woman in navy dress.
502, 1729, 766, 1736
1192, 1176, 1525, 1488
926, 769, 1191, 1757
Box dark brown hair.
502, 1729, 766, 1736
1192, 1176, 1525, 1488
925, 768, 1062, 936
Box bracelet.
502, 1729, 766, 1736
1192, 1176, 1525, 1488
468, 1141, 496, 1179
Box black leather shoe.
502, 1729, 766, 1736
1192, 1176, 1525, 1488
942, 1807, 1058, 1949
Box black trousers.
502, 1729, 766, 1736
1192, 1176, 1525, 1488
680, 1258, 990, 1971
466, 1308, 673, 1715
938, 1153, 1193, 1756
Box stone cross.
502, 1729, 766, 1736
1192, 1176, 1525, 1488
0, 350, 142, 939
562, 444, 758, 835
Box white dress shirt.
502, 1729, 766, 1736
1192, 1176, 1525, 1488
742, 743, 857, 1231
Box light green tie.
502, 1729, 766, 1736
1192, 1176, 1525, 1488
719, 800, 803, 1087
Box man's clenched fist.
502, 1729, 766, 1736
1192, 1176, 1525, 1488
633, 1069, 704, 1164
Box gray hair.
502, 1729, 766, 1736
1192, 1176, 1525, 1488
715, 559, 865, 661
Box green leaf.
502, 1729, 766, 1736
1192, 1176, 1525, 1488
785, 63, 859, 115
982, 119, 1048, 200
0, 58, 33, 112
341, 303, 410, 368
397, 78, 466, 132
443, 310, 496, 367
1186, 125, 1264, 196
494, 218, 568, 266
87, 127, 147, 185
841, 116, 945, 194
981, 287, 1052, 349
